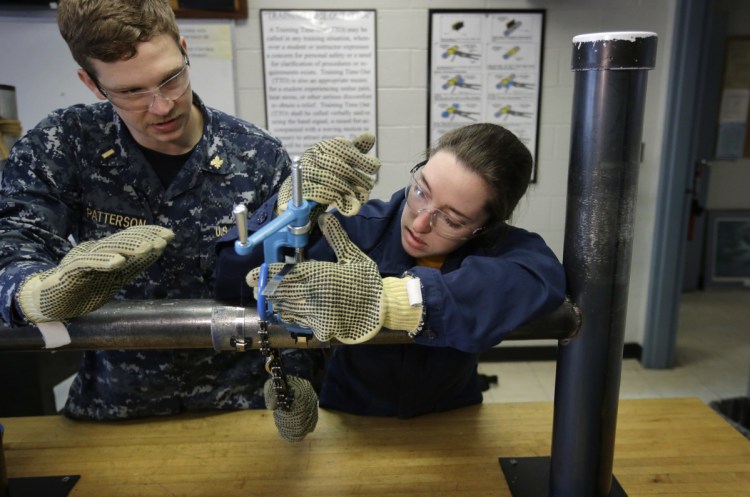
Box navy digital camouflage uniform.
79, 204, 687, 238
0, 94, 315, 420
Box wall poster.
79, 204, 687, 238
261, 10, 377, 158
428, 10, 544, 181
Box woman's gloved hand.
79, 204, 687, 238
17, 225, 174, 323
246, 213, 423, 344
277, 133, 380, 217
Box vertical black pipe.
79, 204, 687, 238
549, 32, 657, 497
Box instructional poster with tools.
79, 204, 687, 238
428, 10, 544, 181
261, 10, 377, 158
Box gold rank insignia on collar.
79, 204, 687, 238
210, 155, 224, 169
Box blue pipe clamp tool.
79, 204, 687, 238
233, 157, 316, 336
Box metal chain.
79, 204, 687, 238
258, 320, 293, 411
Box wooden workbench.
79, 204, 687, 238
2, 397, 749, 496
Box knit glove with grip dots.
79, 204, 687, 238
264, 375, 318, 443
246, 213, 422, 344
277, 133, 380, 217
17, 225, 174, 323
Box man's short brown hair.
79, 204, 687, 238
57, 0, 180, 77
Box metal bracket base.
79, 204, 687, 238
8, 475, 79, 497
499, 456, 626, 496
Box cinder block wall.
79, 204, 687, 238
234, 0, 676, 345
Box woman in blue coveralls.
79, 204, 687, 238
217, 123, 566, 418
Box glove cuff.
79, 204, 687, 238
381, 277, 423, 333
17, 273, 47, 323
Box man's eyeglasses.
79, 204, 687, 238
92, 55, 191, 112
404, 164, 485, 240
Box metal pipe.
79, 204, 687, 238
0, 299, 580, 352
550, 32, 657, 497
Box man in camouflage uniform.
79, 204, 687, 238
0, 0, 377, 424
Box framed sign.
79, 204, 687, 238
428, 9, 544, 181
261, 10, 377, 158
704, 210, 750, 288
170, 0, 248, 19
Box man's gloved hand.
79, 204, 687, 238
264, 375, 318, 443
17, 225, 174, 323
277, 133, 380, 217
246, 213, 423, 344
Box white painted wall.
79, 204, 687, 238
234, 0, 676, 345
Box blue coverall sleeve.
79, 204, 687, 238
410, 230, 566, 354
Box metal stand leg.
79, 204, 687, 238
500, 457, 626, 497
501, 31, 658, 497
